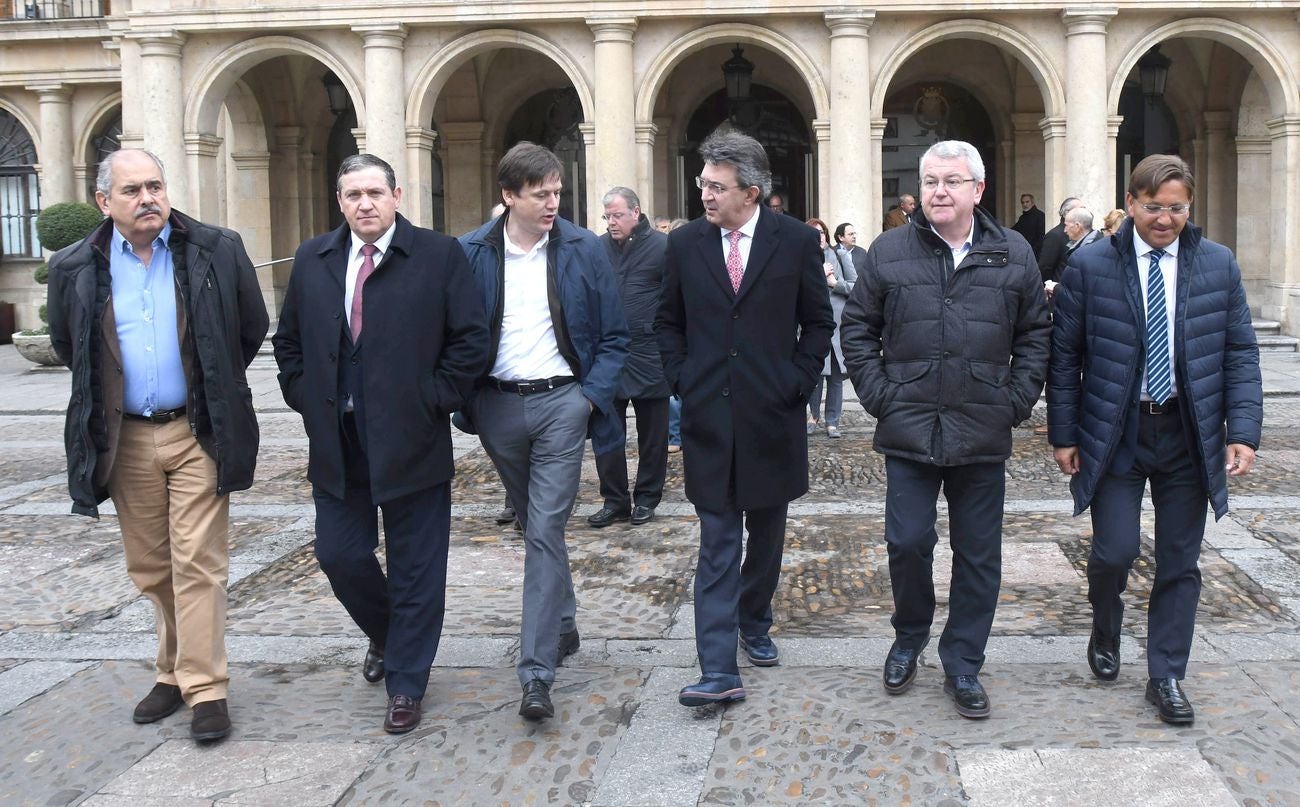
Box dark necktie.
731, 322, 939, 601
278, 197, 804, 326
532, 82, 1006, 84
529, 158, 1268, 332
1145, 248, 1171, 404
350, 243, 378, 341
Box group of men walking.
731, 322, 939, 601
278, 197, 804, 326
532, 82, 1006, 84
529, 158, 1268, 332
44, 133, 1260, 744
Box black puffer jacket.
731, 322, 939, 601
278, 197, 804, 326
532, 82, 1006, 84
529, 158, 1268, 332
840, 205, 1050, 464
1047, 219, 1262, 519
47, 211, 269, 517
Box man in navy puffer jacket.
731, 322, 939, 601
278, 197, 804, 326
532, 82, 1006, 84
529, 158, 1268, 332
1048, 154, 1262, 726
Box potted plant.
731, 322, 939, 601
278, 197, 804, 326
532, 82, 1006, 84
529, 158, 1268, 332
14, 202, 103, 367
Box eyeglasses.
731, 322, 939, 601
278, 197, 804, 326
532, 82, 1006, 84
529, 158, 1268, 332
695, 176, 742, 195
601, 210, 635, 222
1137, 203, 1190, 216
921, 176, 979, 191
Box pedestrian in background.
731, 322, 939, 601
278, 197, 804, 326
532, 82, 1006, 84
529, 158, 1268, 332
805, 217, 856, 439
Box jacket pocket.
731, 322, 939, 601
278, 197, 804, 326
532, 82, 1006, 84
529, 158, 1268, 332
879, 360, 932, 416
968, 359, 1015, 421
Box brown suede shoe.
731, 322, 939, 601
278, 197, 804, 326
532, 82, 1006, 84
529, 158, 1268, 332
191, 699, 232, 742
133, 682, 183, 724
384, 695, 422, 734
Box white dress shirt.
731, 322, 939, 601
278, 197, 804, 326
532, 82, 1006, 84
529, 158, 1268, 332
931, 217, 974, 268
719, 204, 762, 271
1136, 233, 1180, 401
344, 222, 396, 331
491, 229, 571, 381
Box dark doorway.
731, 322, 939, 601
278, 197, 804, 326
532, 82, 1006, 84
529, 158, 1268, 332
881, 81, 998, 222
680, 84, 811, 221
502, 87, 587, 225
1115, 82, 1179, 210
325, 108, 358, 231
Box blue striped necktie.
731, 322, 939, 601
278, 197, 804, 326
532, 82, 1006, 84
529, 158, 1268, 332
1146, 248, 1172, 404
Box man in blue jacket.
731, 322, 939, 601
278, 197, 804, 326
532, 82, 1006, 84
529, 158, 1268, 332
1048, 154, 1262, 725
460, 142, 629, 721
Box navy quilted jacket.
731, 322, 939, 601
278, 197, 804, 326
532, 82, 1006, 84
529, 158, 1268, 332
1047, 218, 1262, 519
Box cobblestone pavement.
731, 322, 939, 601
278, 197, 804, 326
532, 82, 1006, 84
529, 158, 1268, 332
2, 345, 1300, 806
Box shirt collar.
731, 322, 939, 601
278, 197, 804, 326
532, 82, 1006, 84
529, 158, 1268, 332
726, 204, 762, 239
930, 216, 975, 252
349, 221, 397, 262
504, 227, 549, 258
112, 221, 172, 257
1134, 231, 1179, 260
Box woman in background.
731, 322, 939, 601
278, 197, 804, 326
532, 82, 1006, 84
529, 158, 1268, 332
805, 218, 856, 438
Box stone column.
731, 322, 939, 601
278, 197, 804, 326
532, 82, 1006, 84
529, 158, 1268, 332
1202, 110, 1235, 245
28, 83, 76, 205
1011, 112, 1044, 210
1039, 116, 1067, 217
272, 126, 306, 257
868, 118, 887, 238
653, 115, 673, 217
405, 126, 438, 230
1106, 115, 1123, 210
812, 119, 831, 220
579, 122, 599, 229
353, 24, 407, 186
635, 122, 657, 210
1267, 115, 1300, 329
228, 151, 274, 314
588, 18, 638, 200
998, 139, 1014, 219
132, 31, 188, 211
1062, 8, 1114, 216
1234, 135, 1271, 308
442, 121, 485, 236
114, 37, 145, 150
183, 133, 222, 224
826, 12, 874, 237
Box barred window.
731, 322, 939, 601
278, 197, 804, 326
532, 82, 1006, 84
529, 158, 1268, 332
0, 109, 40, 258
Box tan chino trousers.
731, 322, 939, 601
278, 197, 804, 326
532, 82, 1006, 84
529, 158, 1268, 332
109, 417, 230, 705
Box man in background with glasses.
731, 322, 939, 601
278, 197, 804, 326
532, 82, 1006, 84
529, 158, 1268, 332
587, 187, 670, 528
1047, 154, 1261, 725
658, 130, 833, 708
840, 140, 1050, 720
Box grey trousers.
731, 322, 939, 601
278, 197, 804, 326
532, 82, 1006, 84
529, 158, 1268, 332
472, 382, 588, 686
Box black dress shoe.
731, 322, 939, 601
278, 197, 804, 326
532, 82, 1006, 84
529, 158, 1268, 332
191, 699, 232, 742
1146, 677, 1194, 724
883, 643, 921, 695
133, 682, 184, 724
556, 628, 581, 666
519, 679, 554, 720
1087, 628, 1120, 681
629, 505, 655, 525
496, 504, 517, 525
739, 634, 779, 666
384, 694, 423, 734
587, 506, 630, 528
944, 675, 991, 719
363, 641, 385, 683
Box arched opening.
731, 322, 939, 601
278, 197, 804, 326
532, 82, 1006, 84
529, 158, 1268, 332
0, 109, 40, 258
85, 109, 121, 200
502, 87, 587, 224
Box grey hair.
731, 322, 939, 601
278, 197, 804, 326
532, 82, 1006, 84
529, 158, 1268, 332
602, 186, 640, 210
337, 153, 396, 192
700, 130, 772, 199
1058, 196, 1082, 218
1066, 206, 1094, 230
918, 140, 985, 182
95, 149, 166, 197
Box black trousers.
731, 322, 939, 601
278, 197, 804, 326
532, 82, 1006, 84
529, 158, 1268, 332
594, 396, 670, 511
693, 502, 789, 676
311, 414, 451, 698
1088, 403, 1206, 679
884, 456, 1005, 676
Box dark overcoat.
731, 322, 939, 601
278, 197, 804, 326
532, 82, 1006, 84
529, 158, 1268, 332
1047, 218, 1262, 520
600, 215, 670, 400
656, 207, 834, 511
272, 214, 489, 503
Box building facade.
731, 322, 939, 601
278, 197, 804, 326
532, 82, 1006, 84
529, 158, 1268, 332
2, 1, 1298, 330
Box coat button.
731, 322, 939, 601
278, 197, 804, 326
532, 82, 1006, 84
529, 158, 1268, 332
945, 298, 953, 305
729, 348, 738, 357
333, 312, 340, 319
326, 396, 335, 405
352, 357, 360, 365
722, 387, 730, 397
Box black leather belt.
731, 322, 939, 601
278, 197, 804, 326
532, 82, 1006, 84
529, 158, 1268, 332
123, 406, 187, 424
485, 376, 576, 395
1139, 399, 1178, 415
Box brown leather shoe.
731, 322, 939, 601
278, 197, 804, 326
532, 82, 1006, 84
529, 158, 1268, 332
384, 694, 422, 734
133, 682, 183, 724
191, 699, 232, 742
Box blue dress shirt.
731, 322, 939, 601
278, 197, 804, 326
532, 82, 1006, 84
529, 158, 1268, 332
110, 223, 188, 416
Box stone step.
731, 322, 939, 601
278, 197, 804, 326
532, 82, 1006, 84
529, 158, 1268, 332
1253, 319, 1283, 335
1257, 334, 1300, 352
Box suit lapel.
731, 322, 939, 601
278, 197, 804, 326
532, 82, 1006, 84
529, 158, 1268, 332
735, 207, 778, 303
695, 221, 734, 298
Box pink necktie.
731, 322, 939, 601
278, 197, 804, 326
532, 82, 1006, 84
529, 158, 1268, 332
726, 230, 744, 292
350, 243, 378, 340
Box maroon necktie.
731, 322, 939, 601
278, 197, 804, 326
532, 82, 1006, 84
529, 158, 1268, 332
350, 243, 378, 341
726, 230, 744, 292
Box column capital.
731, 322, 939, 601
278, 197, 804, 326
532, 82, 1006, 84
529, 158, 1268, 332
634, 122, 658, 145
1106, 114, 1124, 138
1203, 110, 1234, 132
184, 133, 223, 157
128, 30, 186, 57
1011, 112, 1041, 134
1266, 114, 1300, 139
406, 126, 438, 151
1235, 135, 1271, 155
274, 126, 307, 150
1039, 115, 1067, 139
353, 23, 407, 48
440, 121, 485, 143
26, 82, 72, 100
586, 17, 637, 41
229, 151, 271, 170
812, 118, 831, 141
1061, 7, 1117, 35
350, 128, 367, 153
825, 11, 875, 37
579, 122, 596, 148
870, 117, 888, 140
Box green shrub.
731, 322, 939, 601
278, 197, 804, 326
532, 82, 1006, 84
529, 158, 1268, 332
39, 303, 48, 324
33, 263, 48, 284
35, 202, 102, 252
